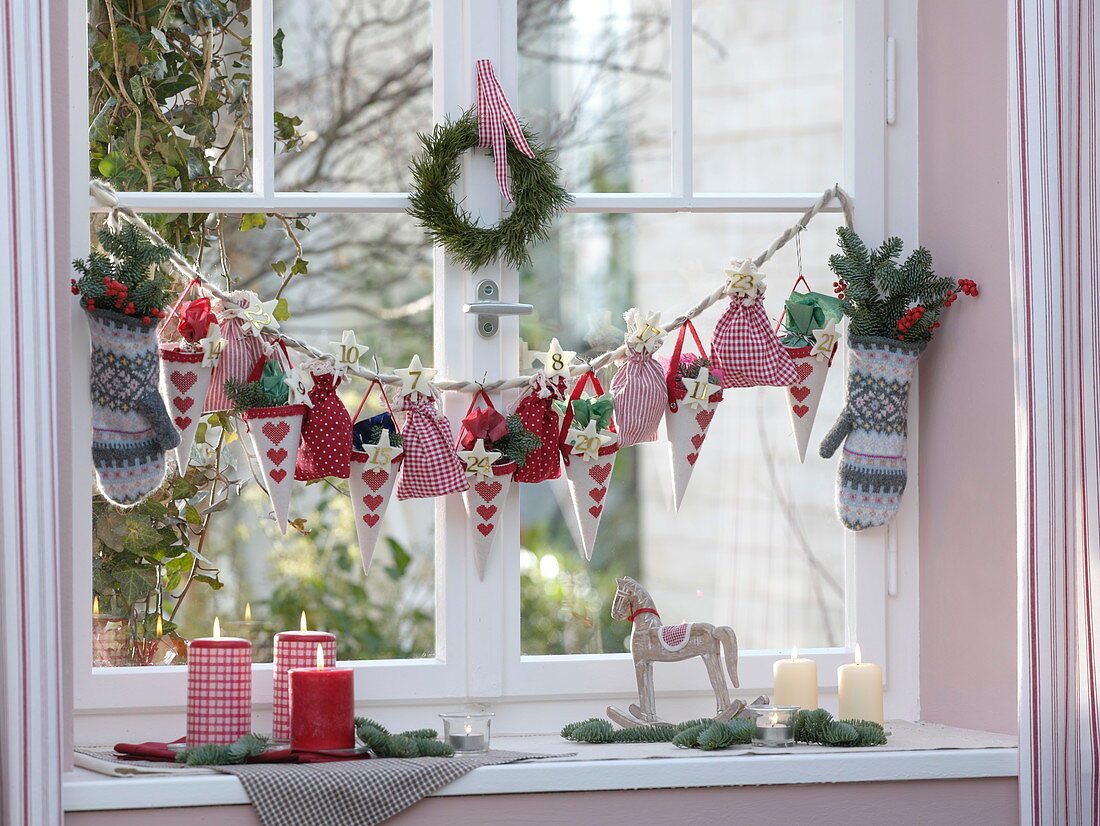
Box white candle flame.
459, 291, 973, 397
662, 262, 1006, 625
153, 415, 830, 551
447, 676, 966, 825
791, 645, 798, 660
93, 596, 100, 615
300, 610, 308, 632
854, 643, 862, 665
244, 602, 252, 622
464, 723, 472, 735
213, 616, 221, 638
315, 642, 325, 668
768, 711, 779, 726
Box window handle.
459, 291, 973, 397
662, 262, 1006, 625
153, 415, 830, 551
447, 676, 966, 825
464, 279, 533, 338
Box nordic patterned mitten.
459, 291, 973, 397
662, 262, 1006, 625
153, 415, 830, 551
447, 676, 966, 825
87, 310, 180, 505
819, 335, 925, 531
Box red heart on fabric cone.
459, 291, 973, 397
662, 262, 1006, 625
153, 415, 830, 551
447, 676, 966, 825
174, 416, 192, 430
267, 447, 288, 465
695, 410, 715, 429
686, 453, 699, 466
363, 513, 380, 527
690, 433, 705, 450
793, 404, 810, 418
589, 486, 607, 503
363, 469, 388, 492
262, 421, 291, 445
477, 504, 496, 520
795, 362, 814, 382
475, 481, 503, 500
589, 504, 603, 518
477, 523, 494, 536
170, 371, 197, 393
270, 468, 287, 483
790, 386, 811, 402
589, 464, 612, 485
173, 396, 195, 413
363, 495, 383, 511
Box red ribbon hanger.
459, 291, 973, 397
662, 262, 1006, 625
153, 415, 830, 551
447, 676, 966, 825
666, 320, 708, 413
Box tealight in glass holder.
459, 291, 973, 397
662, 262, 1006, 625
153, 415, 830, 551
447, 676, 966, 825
439, 712, 494, 755
748, 704, 799, 748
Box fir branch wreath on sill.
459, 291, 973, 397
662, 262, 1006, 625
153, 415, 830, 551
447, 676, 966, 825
561, 709, 887, 750
407, 109, 572, 271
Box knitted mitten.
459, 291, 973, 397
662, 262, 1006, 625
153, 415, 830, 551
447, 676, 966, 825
819, 335, 925, 531
87, 310, 180, 505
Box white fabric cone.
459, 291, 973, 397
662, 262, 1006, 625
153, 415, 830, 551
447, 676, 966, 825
349, 453, 402, 574
160, 348, 213, 471
244, 405, 306, 534
561, 446, 618, 561
785, 348, 834, 463
665, 402, 720, 511
461, 461, 516, 580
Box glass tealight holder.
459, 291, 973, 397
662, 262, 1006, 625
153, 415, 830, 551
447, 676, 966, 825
748, 704, 800, 748
439, 712, 494, 755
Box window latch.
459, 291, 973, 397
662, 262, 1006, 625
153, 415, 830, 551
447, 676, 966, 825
463, 279, 533, 338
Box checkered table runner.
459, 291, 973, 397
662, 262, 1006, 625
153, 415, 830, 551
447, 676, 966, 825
216, 750, 554, 826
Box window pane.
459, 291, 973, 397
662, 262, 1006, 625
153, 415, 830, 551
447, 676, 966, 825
692, 0, 844, 192
273, 0, 432, 192
519, 0, 672, 193
90, 213, 435, 665
520, 212, 846, 655
88, 1, 254, 193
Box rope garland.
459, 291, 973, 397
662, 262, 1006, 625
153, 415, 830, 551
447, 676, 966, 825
87, 179, 854, 394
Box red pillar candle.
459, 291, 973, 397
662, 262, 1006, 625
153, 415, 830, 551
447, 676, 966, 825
187, 617, 252, 745
272, 612, 336, 741
289, 644, 354, 751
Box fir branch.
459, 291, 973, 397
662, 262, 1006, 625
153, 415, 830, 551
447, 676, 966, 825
354, 718, 455, 758
175, 732, 270, 766
223, 378, 287, 412
493, 414, 542, 468
73, 224, 174, 323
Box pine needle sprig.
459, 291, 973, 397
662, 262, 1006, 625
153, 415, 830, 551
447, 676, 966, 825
73, 224, 175, 324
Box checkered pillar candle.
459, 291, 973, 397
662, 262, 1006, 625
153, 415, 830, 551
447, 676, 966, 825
186, 617, 252, 745
272, 613, 336, 742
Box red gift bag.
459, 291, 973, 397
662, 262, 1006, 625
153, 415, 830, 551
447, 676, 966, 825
396, 389, 469, 500
205, 292, 267, 413
709, 289, 799, 389
295, 357, 353, 482
609, 315, 667, 447
511, 372, 569, 483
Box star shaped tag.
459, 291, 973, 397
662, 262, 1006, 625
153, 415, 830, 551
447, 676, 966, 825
533, 338, 576, 379
329, 329, 367, 367
626, 310, 666, 353
394, 354, 438, 398
809, 319, 840, 361
199, 328, 225, 367
363, 429, 402, 467
239, 294, 281, 334
723, 259, 765, 305
282, 366, 314, 407
567, 419, 612, 463
456, 438, 502, 478
681, 366, 721, 411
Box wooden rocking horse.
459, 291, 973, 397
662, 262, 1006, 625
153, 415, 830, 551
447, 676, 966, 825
609, 576, 751, 727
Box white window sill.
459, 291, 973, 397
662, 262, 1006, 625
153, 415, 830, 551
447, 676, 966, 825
63, 731, 1018, 812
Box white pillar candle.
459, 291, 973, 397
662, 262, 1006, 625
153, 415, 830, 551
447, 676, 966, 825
837, 644, 883, 724
773, 646, 818, 710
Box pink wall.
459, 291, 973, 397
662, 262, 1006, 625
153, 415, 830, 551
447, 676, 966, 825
917, 0, 1017, 735
66, 778, 1018, 826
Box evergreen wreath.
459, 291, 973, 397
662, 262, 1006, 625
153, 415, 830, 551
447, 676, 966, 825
561, 709, 887, 750
407, 109, 572, 271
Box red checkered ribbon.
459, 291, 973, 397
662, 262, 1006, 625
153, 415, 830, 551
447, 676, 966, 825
476, 59, 534, 202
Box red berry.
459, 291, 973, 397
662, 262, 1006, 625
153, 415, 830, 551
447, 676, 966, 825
898, 335, 905, 341
142, 316, 151, 325
87, 299, 95, 309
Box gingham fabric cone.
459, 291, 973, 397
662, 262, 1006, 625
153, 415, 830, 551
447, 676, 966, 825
558, 373, 619, 561
159, 346, 213, 470
205, 293, 267, 413
512, 372, 568, 483
663, 322, 724, 510
785, 343, 837, 463
396, 393, 469, 500
710, 286, 799, 389
295, 366, 353, 481
243, 404, 307, 533
349, 449, 403, 575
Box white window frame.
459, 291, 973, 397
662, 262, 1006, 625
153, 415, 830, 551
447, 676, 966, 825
71, 0, 920, 740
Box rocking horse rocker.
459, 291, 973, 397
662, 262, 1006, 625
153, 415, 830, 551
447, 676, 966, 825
609, 577, 761, 728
